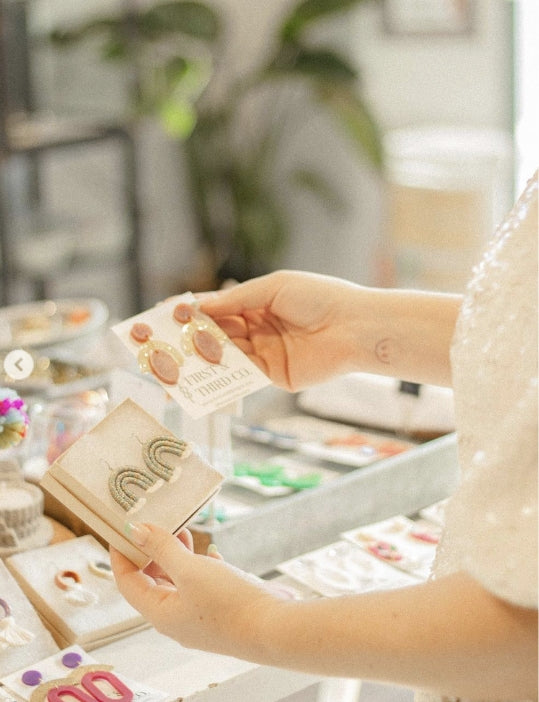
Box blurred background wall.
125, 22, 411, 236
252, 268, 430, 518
1, 0, 525, 318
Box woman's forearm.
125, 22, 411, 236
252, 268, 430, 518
112, 526, 537, 700
249, 572, 537, 700
343, 287, 462, 386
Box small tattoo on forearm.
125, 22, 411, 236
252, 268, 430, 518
375, 338, 392, 365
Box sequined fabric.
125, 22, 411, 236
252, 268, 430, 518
416, 171, 538, 702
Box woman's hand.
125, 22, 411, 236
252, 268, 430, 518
110, 524, 280, 658
200, 270, 371, 391
200, 270, 461, 388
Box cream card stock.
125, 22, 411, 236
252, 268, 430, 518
341, 515, 441, 580
111, 292, 270, 418
0, 561, 58, 677
40, 399, 223, 567
0, 645, 168, 702
6, 536, 148, 649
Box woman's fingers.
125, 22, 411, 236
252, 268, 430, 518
111, 525, 189, 608
176, 528, 194, 552
207, 543, 224, 560
214, 315, 250, 339
200, 273, 281, 317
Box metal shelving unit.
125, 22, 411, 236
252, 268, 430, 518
0, 0, 143, 312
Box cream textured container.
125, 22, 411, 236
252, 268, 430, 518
383, 126, 513, 292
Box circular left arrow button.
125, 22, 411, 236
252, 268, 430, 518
3, 349, 35, 380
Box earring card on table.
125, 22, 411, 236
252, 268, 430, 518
0, 560, 58, 678
39, 399, 223, 567
111, 292, 271, 419
0, 644, 168, 702
6, 536, 149, 650
341, 515, 441, 580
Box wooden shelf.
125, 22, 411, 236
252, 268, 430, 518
5, 113, 133, 154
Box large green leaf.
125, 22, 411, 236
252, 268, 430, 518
49, 18, 120, 47
160, 98, 197, 138
140, 1, 220, 41
281, 0, 369, 41
316, 83, 383, 168
50, 2, 220, 49
266, 46, 357, 83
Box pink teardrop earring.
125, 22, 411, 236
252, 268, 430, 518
129, 322, 184, 385
172, 302, 226, 364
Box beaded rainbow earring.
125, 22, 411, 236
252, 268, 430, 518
141, 435, 191, 484
107, 436, 191, 512
108, 463, 162, 514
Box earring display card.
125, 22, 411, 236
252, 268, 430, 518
0, 645, 168, 702
0, 561, 58, 678
341, 515, 441, 580
112, 292, 271, 419
277, 540, 419, 598
39, 399, 224, 567
5, 536, 149, 650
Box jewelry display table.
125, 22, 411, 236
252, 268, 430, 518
92, 626, 319, 702
191, 388, 459, 575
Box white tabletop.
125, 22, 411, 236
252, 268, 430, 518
92, 627, 318, 702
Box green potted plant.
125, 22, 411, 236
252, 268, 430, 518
49, 0, 383, 286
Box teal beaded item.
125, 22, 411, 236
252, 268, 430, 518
142, 436, 190, 483
108, 466, 161, 513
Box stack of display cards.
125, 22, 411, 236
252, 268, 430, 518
0, 645, 167, 702
341, 515, 441, 581
277, 540, 419, 598
6, 536, 148, 650
40, 399, 223, 567
0, 561, 58, 677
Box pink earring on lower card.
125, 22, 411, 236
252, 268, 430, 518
78, 670, 133, 702
367, 541, 403, 562
54, 570, 99, 606
22, 666, 133, 702
0, 598, 35, 648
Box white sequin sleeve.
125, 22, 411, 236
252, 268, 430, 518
442, 379, 538, 609
436, 172, 538, 610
